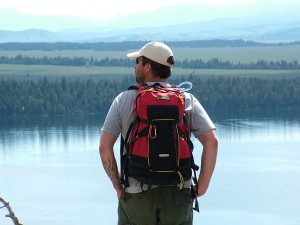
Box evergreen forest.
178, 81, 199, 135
1, 40, 300, 117
1, 40, 300, 51
1, 75, 299, 116
1, 55, 299, 70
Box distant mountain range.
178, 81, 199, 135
0, 3, 300, 43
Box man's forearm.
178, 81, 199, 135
197, 130, 218, 197
101, 155, 121, 188
197, 144, 217, 196
99, 132, 121, 189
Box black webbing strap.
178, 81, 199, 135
120, 118, 137, 187
176, 118, 200, 212
125, 125, 149, 148
193, 196, 200, 212
120, 116, 150, 187
120, 136, 129, 187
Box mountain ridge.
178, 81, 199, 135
0, 3, 299, 43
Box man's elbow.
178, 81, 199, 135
99, 142, 105, 156
99, 139, 109, 156
198, 129, 218, 148
212, 135, 218, 150
99, 131, 117, 156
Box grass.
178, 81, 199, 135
173, 45, 300, 62
0, 64, 134, 80
0, 64, 299, 80
173, 68, 300, 78
1, 45, 299, 80
1, 45, 300, 63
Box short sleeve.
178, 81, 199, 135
101, 93, 123, 137
184, 93, 216, 138
101, 90, 136, 138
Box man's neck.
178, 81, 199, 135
144, 77, 167, 83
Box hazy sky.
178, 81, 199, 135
1, 0, 300, 31
1, 0, 297, 21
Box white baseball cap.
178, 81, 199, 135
127, 42, 174, 67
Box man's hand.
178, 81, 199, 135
115, 185, 124, 199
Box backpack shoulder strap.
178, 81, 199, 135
128, 83, 148, 90
128, 85, 139, 90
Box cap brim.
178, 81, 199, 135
127, 51, 142, 58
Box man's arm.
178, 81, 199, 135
99, 131, 123, 198
196, 129, 218, 197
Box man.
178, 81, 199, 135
99, 42, 218, 225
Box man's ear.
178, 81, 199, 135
145, 62, 152, 72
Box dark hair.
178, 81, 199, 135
141, 56, 173, 79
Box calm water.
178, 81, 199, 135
0, 112, 300, 225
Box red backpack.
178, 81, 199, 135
120, 83, 199, 207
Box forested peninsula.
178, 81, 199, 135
1, 75, 299, 116
1, 40, 299, 116
1, 55, 299, 70
1, 40, 300, 70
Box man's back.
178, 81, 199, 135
99, 42, 218, 225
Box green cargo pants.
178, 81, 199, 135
118, 186, 193, 225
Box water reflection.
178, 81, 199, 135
1, 112, 300, 225
0, 115, 105, 156
218, 118, 300, 142
1, 112, 299, 157
212, 110, 300, 142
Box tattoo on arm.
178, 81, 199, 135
102, 158, 121, 188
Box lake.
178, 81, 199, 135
0, 112, 300, 225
